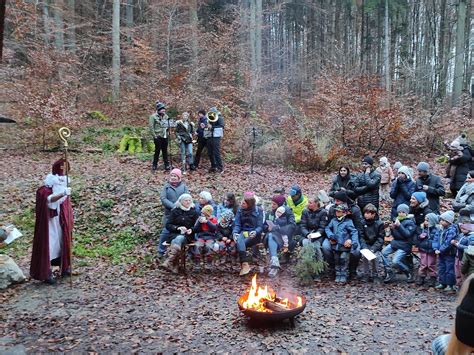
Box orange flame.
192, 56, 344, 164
241, 274, 302, 312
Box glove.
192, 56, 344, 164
64, 187, 72, 196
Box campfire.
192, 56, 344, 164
238, 274, 306, 322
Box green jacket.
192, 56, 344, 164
149, 112, 170, 139
286, 195, 308, 224
461, 251, 474, 277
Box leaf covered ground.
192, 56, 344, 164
0, 151, 455, 353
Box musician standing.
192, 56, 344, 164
207, 107, 225, 173
149, 101, 171, 171
193, 109, 208, 169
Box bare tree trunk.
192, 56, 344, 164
453, 0, 466, 104
436, 0, 447, 101
0, 0, 5, 62
125, 0, 133, 42
53, 0, 65, 51
66, 0, 76, 53
384, 0, 390, 91
42, 0, 52, 45
249, 0, 257, 92
190, 0, 199, 63
112, 0, 121, 101
166, 5, 177, 80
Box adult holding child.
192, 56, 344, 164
354, 156, 381, 211
414, 162, 445, 214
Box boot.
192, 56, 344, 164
268, 256, 280, 278
162, 245, 181, 273
416, 276, 425, 286
239, 262, 251, 276
435, 283, 446, 290
384, 269, 394, 284
339, 272, 348, 284
427, 277, 437, 288
190, 164, 196, 171
443, 285, 454, 292
164, 162, 171, 171
44, 270, 57, 285
406, 271, 414, 283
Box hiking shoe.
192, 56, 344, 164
435, 284, 446, 290
44, 276, 57, 285
239, 262, 251, 276
152, 165, 157, 171
339, 275, 347, 283
406, 272, 415, 283
268, 267, 279, 278
443, 286, 455, 292
384, 272, 394, 284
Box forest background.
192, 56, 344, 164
1, 0, 473, 168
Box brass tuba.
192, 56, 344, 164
207, 111, 219, 123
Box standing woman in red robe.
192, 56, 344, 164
30, 158, 73, 285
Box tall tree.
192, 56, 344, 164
0, 0, 5, 62
453, 0, 466, 104
112, 0, 121, 101
383, 0, 390, 91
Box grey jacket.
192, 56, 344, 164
149, 112, 170, 139
160, 182, 189, 218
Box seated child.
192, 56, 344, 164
359, 203, 385, 282
416, 213, 441, 287
193, 205, 218, 263
382, 204, 417, 283
324, 204, 359, 283
216, 210, 236, 258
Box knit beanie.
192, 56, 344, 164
459, 223, 474, 233
170, 168, 182, 180
334, 191, 349, 203
455, 278, 474, 347
380, 157, 388, 165
397, 204, 409, 214
425, 213, 439, 228
416, 162, 430, 172
201, 204, 214, 217
393, 161, 402, 170
456, 133, 468, 146
272, 194, 286, 207
362, 156, 374, 165
450, 140, 462, 150
440, 210, 455, 224
199, 190, 212, 202
412, 191, 427, 203
398, 166, 412, 180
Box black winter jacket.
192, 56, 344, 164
300, 207, 329, 237
166, 207, 200, 242
390, 217, 417, 253
360, 219, 385, 252
354, 169, 381, 210
450, 147, 472, 192
410, 201, 433, 237
415, 174, 445, 213
328, 174, 357, 200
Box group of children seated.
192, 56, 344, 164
158, 164, 474, 291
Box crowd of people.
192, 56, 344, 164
157, 136, 474, 291
149, 102, 225, 174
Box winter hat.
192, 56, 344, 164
333, 191, 349, 203
362, 156, 374, 165
209, 107, 218, 113
289, 185, 302, 197
275, 206, 286, 218
317, 190, 330, 204
440, 210, 455, 224
450, 140, 463, 150
335, 203, 349, 212
219, 210, 234, 227
273, 187, 285, 194
380, 157, 388, 165
398, 166, 412, 180
412, 191, 427, 203
416, 162, 430, 172
201, 204, 214, 217
393, 161, 402, 170
425, 213, 439, 228
363, 203, 378, 213
156, 101, 166, 111
170, 168, 182, 180
456, 133, 468, 146
459, 223, 474, 233
397, 204, 409, 214
272, 195, 286, 207
455, 278, 474, 347
199, 191, 212, 202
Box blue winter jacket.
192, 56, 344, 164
325, 217, 359, 252
390, 178, 416, 219
390, 216, 417, 253
232, 206, 264, 235
416, 226, 441, 253
455, 232, 473, 259
437, 224, 459, 257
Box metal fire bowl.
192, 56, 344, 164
237, 293, 307, 322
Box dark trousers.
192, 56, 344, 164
438, 255, 455, 286
334, 251, 349, 277
207, 137, 223, 170
194, 137, 208, 168
153, 137, 169, 167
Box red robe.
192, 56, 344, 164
30, 186, 73, 281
